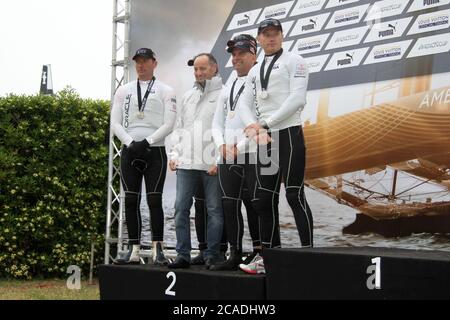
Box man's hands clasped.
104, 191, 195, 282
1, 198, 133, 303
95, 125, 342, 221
244, 122, 272, 145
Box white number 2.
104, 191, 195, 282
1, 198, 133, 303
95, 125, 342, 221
165, 272, 176, 296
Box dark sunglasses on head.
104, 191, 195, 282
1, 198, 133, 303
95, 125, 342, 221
259, 19, 281, 29
234, 34, 250, 41
234, 41, 251, 47
232, 34, 256, 44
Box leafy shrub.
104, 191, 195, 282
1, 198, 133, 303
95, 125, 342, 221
0, 89, 109, 279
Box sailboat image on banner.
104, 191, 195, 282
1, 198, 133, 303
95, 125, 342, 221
304, 74, 450, 236
40, 64, 54, 95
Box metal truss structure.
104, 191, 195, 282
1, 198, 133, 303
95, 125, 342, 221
105, 0, 130, 264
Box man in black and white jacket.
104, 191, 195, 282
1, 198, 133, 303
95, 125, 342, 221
237, 19, 314, 274
111, 48, 176, 265
210, 34, 273, 271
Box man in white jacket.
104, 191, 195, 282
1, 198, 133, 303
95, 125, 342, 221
168, 53, 224, 269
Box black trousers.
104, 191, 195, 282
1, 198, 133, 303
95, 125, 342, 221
120, 145, 167, 244
253, 126, 313, 249
218, 153, 269, 252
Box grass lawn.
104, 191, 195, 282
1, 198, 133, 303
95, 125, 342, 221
0, 279, 100, 300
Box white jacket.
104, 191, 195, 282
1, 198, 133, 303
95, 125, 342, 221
237, 51, 309, 131
169, 76, 223, 171
111, 79, 177, 147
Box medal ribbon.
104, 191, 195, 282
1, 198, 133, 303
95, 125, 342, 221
260, 48, 283, 92
229, 78, 245, 112
137, 76, 156, 113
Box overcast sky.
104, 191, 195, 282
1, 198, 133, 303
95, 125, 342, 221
0, 0, 113, 100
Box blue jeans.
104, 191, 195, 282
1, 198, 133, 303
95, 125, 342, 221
174, 169, 223, 262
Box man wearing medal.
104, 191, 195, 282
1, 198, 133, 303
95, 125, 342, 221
111, 48, 177, 265
237, 19, 314, 274
209, 34, 270, 270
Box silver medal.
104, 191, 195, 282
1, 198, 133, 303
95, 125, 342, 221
259, 90, 269, 100
229, 111, 235, 119
138, 111, 145, 119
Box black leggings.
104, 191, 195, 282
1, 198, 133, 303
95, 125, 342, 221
253, 126, 313, 249
194, 182, 227, 252
218, 155, 265, 252
120, 145, 167, 244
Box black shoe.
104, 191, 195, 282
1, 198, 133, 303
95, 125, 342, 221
209, 251, 242, 271
205, 258, 216, 270
191, 251, 205, 265
153, 242, 171, 266
242, 252, 258, 265
168, 257, 190, 269
113, 246, 140, 265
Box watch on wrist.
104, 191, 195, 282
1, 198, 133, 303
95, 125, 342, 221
260, 120, 269, 130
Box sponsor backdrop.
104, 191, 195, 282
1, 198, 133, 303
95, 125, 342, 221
128, 0, 450, 123
211, 0, 450, 89
127, 0, 450, 249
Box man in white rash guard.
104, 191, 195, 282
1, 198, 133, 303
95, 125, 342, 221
167, 53, 224, 269
111, 48, 176, 265
237, 19, 314, 274
209, 34, 278, 271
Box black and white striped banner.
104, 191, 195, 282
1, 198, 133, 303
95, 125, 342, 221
211, 0, 450, 90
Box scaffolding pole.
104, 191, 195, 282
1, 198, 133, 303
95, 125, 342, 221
105, 0, 130, 264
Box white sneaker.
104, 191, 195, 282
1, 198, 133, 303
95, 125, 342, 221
129, 244, 141, 261
114, 244, 140, 265
239, 253, 265, 274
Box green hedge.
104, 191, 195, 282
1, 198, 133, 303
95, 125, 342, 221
0, 88, 110, 279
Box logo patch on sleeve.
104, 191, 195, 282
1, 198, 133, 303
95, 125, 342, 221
294, 63, 307, 78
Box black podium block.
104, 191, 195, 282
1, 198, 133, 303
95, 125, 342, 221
99, 264, 266, 300
264, 247, 450, 300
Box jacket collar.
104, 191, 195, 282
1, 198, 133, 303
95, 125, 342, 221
195, 75, 223, 93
